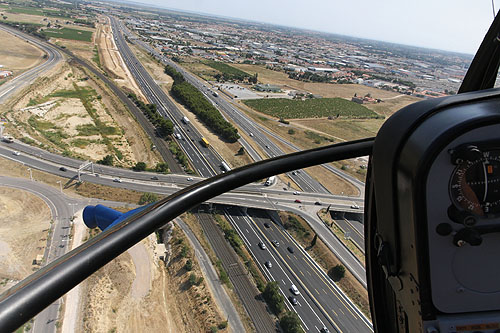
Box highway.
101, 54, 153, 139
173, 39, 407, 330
126, 28, 366, 197
0, 134, 368, 286
114, 19, 336, 195
109, 17, 222, 178
0, 24, 62, 104
226, 207, 372, 332
0, 141, 364, 208
109, 15, 369, 287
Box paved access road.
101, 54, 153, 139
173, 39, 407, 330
0, 176, 125, 333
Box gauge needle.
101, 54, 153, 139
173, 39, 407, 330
483, 161, 488, 202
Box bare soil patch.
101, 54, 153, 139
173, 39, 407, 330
0, 29, 44, 74
79, 224, 229, 333
0, 187, 51, 292
3, 59, 160, 168
96, 20, 146, 100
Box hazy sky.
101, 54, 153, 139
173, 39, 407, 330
125, 0, 498, 55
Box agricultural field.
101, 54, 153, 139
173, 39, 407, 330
233, 63, 421, 115
203, 61, 252, 81
243, 97, 379, 119
42, 27, 93, 42
6, 6, 72, 19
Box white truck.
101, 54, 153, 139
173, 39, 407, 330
265, 176, 276, 186
182, 116, 190, 125
221, 162, 231, 173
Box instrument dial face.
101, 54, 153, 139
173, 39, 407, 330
449, 150, 500, 217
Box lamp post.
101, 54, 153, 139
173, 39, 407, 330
56, 181, 62, 193
27, 168, 32, 181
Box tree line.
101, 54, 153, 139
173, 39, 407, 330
164, 65, 240, 143
127, 92, 173, 138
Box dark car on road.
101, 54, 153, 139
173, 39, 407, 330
287, 246, 294, 253
288, 296, 298, 306
59, 167, 67, 172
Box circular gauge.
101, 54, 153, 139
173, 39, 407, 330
449, 151, 500, 217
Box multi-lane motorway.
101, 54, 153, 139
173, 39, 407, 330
226, 207, 371, 332
125, 24, 337, 195
110, 17, 223, 178
0, 24, 62, 104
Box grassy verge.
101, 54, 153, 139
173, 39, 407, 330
92, 46, 101, 68
317, 210, 365, 265
168, 140, 194, 174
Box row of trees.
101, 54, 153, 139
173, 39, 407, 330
3, 21, 48, 40
128, 93, 173, 139
263, 282, 303, 332
164, 65, 240, 142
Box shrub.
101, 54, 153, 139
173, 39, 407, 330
97, 155, 113, 166
184, 259, 193, 271
138, 192, 158, 205
132, 161, 147, 171
328, 264, 346, 282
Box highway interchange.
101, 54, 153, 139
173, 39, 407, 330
0, 19, 371, 332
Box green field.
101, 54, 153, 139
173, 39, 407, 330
42, 27, 92, 42
204, 61, 250, 81
7, 7, 44, 15
7, 6, 72, 18
243, 98, 379, 119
